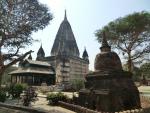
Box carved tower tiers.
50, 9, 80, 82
78, 32, 141, 112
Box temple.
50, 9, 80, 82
38, 11, 89, 88
10, 10, 88, 88
10, 11, 89, 87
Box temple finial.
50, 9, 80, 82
64, 9, 67, 21
102, 32, 109, 47
100, 31, 111, 52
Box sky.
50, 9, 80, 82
27, 0, 150, 70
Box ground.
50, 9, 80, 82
138, 86, 150, 108
31, 95, 75, 113
1, 87, 150, 113
4, 92, 75, 113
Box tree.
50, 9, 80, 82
123, 64, 141, 81
95, 11, 150, 72
140, 62, 150, 78
0, 0, 53, 85
2, 66, 17, 84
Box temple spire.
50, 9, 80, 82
100, 31, 111, 52
51, 10, 80, 57
64, 10, 67, 21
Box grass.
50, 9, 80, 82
0, 107, 30, 113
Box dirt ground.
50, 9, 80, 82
2, 89, 150, 113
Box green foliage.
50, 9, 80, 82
0, 0, 53, 48
0, 0, 53, 85
140, 62, 150, 78
95, 11, 150, 71
0, 91, 6, 102
8, 83, 28, 98
47, 92, 68, 105
71, 79, 85, 91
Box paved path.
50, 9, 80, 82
31, 96, 75, 113
5, 95, 75, 113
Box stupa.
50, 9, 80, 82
78, 32, 141, 112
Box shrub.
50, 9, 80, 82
47, 92, 68, 105
8, 83, 28, 98
0, 91, 7, 102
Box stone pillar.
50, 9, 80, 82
21, 76, 23, 83
32, 75, 34, 85
15, 75, 17, 83
11, 75, 12, 83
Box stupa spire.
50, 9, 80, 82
100, 31, 111, 52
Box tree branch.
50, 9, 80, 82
4, 50, 33, 69
3, 45, 20, 60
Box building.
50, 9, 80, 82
36, 11, 89, 87
10, 58, 55, 86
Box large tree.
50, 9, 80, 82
95, 11, 150, 72
0, 0, 53, 85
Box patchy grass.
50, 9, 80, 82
0, 106, 30, 113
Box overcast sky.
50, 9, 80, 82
28, 0, 150, 70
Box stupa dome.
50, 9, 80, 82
94, 32, 122, 71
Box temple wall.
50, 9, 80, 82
50, 57, 89, 84
69, 58, 88, 81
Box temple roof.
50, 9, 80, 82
9, 59, 54, 75
51, 10, 80, 57
37, 45, 45, 57
9, 68, 54, 75
24, 59, 51, 67
82, 48, 88, 58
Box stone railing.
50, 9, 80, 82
59, 101, 150, 113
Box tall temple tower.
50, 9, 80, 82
36, 11, 89, 88
51, 10, 80, 57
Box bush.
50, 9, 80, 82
47, 92, 68, 105
8, 83, 28, 98
0, 91, 7, 102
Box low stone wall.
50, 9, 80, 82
140, 95, 150, 108
0, 102, 49, 113
141, 95, 150, 102
59, 101, 150, 113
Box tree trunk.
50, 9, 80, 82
0, 72, 3, 88
0, 52, 5, 87
0, 68, 5, 88
127, 52, 132, 72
